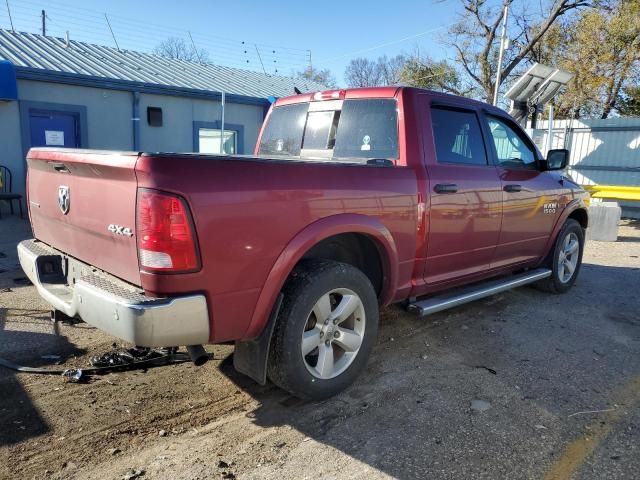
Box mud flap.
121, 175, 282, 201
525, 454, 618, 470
233, 294, 283, 385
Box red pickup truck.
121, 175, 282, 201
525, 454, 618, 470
18, 87, 589, 400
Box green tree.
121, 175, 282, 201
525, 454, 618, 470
398, 55, 467, 95
618, 85, 640, 116
532, 0, 640, 118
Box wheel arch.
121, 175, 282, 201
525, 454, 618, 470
241, 214, 399, 340
540, 201, 589, 264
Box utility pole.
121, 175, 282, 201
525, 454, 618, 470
41, 9, 46, 36
308, 50, 313, 77
492, 5, 509, 106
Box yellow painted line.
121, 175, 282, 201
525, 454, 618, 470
544, 376, 640, 480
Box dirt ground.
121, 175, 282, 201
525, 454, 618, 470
1, 216, 639, 480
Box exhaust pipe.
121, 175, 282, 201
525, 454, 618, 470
186, 345, 209, 366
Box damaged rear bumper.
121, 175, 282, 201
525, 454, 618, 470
17, 239, 210, 347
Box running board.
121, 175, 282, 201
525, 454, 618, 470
407, 268, 552, 317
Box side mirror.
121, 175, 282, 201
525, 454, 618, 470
545, 149, 569, 170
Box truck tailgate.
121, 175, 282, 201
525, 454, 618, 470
27, 148, 141, 286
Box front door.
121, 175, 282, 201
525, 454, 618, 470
423, 106, 502, 284
29, 110, 80, 149
484, 115, 563, 268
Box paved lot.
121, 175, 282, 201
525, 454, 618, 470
0, 216, 639, 480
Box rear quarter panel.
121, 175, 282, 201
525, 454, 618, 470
135, 155, 418, 342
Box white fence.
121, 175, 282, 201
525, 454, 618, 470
528, 117, 640, 217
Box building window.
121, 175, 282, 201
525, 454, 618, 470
147, 107, 163, 127
198, 128, 237, 154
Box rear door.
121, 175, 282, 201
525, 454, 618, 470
29, 111, 80, 148
422, 102, 502, 284
484, 115, 563, 267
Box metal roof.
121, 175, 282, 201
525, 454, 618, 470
0, 29, 325, 100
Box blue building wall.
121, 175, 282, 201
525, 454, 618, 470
0, 77, 268, 203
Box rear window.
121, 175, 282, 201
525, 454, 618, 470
258, 102, 307, 157
258, 99, 398, 162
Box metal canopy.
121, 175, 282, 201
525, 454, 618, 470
505, 63, 573, 127
505, 63, 573, 105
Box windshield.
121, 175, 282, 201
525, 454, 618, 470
258, 99, 399, 162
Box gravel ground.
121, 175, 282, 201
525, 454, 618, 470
0, 216, 639, 480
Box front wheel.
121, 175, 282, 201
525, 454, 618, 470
267, 260, 379, 400
536, 218, 585, 293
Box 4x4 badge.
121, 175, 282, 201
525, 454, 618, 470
58, 186, 70, 215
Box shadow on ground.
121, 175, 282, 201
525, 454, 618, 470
218, 262, 640, 478
0, 305, 87, 447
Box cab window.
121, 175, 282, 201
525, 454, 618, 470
431, 107, 487, 165
487, 116, 537, 169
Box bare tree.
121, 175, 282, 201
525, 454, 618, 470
446, 0, 591, 101
345, 57, 382, 87
153, 37, 209, 63
297, 66, 337, 88
377, 55, 407, 85
345, 55, 407, 87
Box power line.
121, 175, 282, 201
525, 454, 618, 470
15, 0, 310, 54
4, 9, 309, 71
317, 24, 454, 65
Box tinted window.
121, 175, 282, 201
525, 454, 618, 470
487, 116, 536, 169
258, 103, 308, 156
333, 99, 398, 160
258, 99, 398, 162
431, 108, 487, 165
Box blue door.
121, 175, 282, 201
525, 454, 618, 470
29, 110, 80, 148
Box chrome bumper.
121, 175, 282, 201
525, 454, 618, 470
17, 239, 210, 347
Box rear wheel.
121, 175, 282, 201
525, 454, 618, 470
267, 260, 378, 400
536, 218, 585, 293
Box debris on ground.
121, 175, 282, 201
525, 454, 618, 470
158, 430, 167, 437
122, 468, 145, 480
470, 399, 492, 412
474, 365, 497, 375
90, 346, 172, 368
62, 368, 84, 383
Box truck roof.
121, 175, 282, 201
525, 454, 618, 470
274, 86, 506, 116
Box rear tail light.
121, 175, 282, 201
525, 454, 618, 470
136, 188, 200, 273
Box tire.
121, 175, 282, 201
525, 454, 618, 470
267, 259, 379, 401
536, 218, 585, 294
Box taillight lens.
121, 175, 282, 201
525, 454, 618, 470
136, 188, 200, 273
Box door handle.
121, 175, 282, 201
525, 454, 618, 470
434, 183, 458, 194
504, 184, 522, 193
51, 163, 70, 174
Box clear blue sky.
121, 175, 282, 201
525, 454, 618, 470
1, 0, 459, 85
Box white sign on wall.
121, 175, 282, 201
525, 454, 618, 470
45, 130, 65, 146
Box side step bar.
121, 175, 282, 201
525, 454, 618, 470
407, 268, 552, 317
